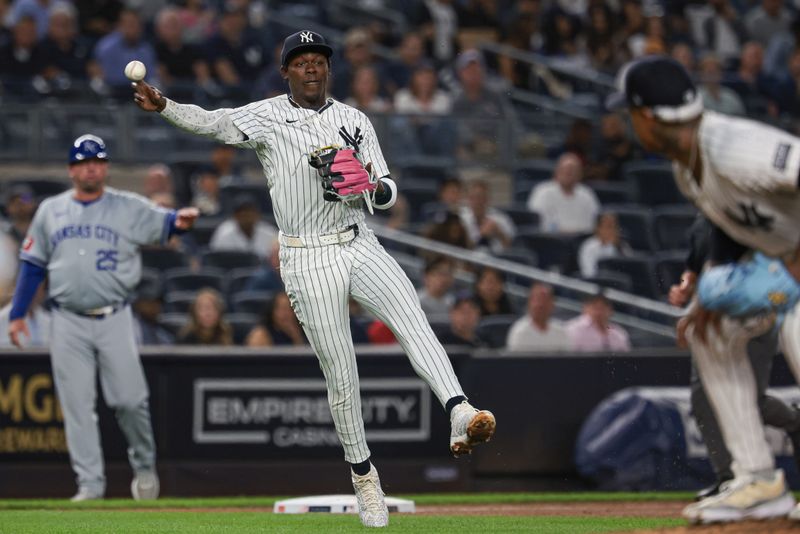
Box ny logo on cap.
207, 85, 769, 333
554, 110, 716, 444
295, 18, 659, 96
300, 31, 314, 43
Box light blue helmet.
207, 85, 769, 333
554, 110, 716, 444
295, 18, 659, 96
69, 134, 108, 164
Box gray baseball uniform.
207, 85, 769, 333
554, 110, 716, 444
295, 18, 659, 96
21, 187, 170, 495
158, 95, 466, 464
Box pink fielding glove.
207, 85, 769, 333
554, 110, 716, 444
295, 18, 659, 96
329, 149, 376, 196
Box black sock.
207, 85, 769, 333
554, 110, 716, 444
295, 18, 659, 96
351, 459, 371, 476
445, 396, 467, 415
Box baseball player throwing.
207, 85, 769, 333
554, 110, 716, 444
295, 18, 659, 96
7, 135, 199, 501
132, 30, 495, 528
609, 56, 800, 523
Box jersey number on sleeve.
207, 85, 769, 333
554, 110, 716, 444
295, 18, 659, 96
96, 249, 119, 271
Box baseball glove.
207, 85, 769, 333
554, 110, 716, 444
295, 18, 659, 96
307, 145, 376, 203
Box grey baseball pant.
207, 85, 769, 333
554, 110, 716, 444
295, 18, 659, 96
50, 306, 156, 494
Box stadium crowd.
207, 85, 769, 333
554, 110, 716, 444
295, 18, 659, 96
3, 0, 800, 350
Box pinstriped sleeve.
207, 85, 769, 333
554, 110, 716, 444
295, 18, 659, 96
159, 99, 249, 145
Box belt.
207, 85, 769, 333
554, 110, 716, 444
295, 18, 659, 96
280, 224, 359, 248
51, 301, 127, 319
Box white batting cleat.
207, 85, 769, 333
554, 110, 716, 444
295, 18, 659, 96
351, 464, 389, 528
131, 471, 160, 501
449, 400, 496, 457
70, 488, 104, 502
682, 469, 795, 524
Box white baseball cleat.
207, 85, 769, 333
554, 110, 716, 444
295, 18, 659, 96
449, 400, 496, 457
682, 469, 795, 524
70, 488, 104, 502
351, 464, 389, 528
131, 471, 160, 501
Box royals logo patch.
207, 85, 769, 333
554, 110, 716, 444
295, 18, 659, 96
22, 237, 33, 251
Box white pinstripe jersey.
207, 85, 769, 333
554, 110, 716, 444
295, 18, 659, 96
227, 96, 390, 236
673, 110, 800, 257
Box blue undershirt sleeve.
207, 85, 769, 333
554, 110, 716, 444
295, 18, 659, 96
9, 261, 46, 321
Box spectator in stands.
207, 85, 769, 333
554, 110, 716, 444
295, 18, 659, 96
770, 47, 800, 115
132, 281, 174, 346
244, 239, 283, 293
246, 291, 307, 347
459, 180, 515, 253
541, 7, 581, 59
414, 0, 459, 66
527, 152, 600, 234
394, 61, 454, 156
565, 292, 630, 352
417, 256, 456, 320
386, 31, 427, 96
177, 288, 233, 345
153, 6, 214, 99
0, 15, 46, 97
394, 61, 452, 114
204, 6, 267, 100
745, 0, 792, 48
548, 118, 593, 163
3, 184, 36, 247
670, 42, 696, 74
506, 282, 570, 352
457, 0, 500, 29
698, 53, 747, 116
209, 196, 276, 258
724, 41, 775, 115
642, 15, 668, 56
332, 27, 382, 100
497, 12, 540, 89
0, 231, 16, 306
436, 295, 486, 347
438, 176, 462, 212
578, 212, 633, 279
344, 65, 391, 113
73, 0, 123, 44
143, 163, 174, 198
586, 2, 619, 74
0, 283, 49, 347
473, 266, 514, 317
40, 3, 91, 88
764, 15, 800, 78
452, 49, 514, 161
210, 144, 243, 184
588, 113, 642, 182
190, 166, 221, 216
177, 0, 215, 45
89, 9, 157, 98
4, 0, 65, 39
619, 0, 646, 59
423, 211, 472, 257
702, 0, 747, 68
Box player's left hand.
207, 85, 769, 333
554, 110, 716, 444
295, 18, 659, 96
8, 318, 30, 349
175, 207, 200, 230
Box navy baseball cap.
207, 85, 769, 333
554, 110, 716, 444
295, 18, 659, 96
280, 30, 333, 67
606, 56, 703, 122
69, 134, 108, 164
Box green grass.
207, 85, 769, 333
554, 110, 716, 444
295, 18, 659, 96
0, 511, 684, 534
0, 492, 694, 510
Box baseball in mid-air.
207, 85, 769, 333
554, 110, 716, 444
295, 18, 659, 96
124, 60, 146, 81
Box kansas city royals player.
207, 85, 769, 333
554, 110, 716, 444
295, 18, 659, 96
7, 135, 199, 501
609, 56, 800, 523
132, 30, 496, 528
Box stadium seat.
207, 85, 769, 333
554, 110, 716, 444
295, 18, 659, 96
623, 161, 686, 206
653, 206, 697, 251
201, 250, 261, 270
476, 315, 518, 348
227, 267, 260, 297
136, 268, 163, 299
609, 205, 656, 252
598, 256, 660, 299
227, 313, 259, 344
140, 246, 188, 272
231, 291, 275, 315
501, 205, 540, 228
401, 185, 440, 219
164, 267, 225, 293
395, 157, 455, 182
514, 230, 578, 273
219, 184, 272, 216
585, 271, 634, 293
163, 290, 198, 313
513, 159, 556, 189
586, 181, 633, 205
159, 312, 188, 335
420, 201, 448, 223
190, 216, 224, 247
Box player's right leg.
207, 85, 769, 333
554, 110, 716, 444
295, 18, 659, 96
348, 229, 495, 456
683, 314, 794, 523
50, 309, 106, 500
94, 306, 159, 500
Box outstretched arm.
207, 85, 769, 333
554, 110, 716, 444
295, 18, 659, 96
132, 81, 247, 144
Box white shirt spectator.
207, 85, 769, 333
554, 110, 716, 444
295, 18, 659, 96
506, 316, 570, 352
459, 205, 516, 253
394, 89, 452, 114
578, 237, 632, 278
209, 219, 277, 258
527, 181, 600, 234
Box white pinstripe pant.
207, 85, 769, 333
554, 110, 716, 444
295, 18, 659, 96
280, 224, 465, 463
688, 310, 776, 476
